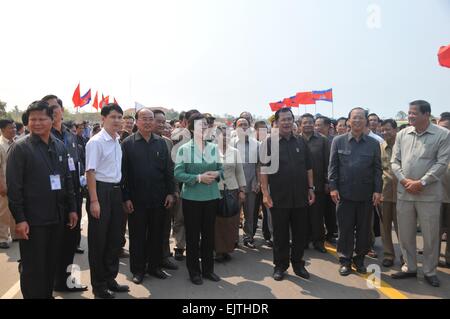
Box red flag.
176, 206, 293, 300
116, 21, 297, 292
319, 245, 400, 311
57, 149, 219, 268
438, 45, 450, 68
269, 101, 284, 112
295, 92, 316, 105
283, 96, 299, 108
72, 83, 81, 108
99, 94, 109, 109
92, 91, 99, 110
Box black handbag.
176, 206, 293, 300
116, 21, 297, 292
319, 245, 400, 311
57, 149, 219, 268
218, 185, 240, 218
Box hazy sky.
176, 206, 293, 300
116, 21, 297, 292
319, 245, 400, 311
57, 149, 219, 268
0, 0, 449, 118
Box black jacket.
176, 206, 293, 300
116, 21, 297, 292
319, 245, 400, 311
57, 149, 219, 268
6, 134, 77, 226
328, 133, 383, 202
121, 132, 175, 208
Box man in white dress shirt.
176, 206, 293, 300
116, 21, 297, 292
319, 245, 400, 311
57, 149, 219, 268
86, 103, 129, 299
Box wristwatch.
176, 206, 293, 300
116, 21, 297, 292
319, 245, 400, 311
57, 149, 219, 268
308, 186, 316, 191
420, 180, 427, 187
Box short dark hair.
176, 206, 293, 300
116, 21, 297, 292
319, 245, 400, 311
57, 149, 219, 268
368, 113, 380, 120
440, 112, 450, 121
315, 115, 331, 126
41, 95, 58, 103
21, 112, 29, 126
410, 100, 431, 115
300, 113, 315, 122
153, 109, 166, 117
135, 107, 153, 120
337, 117, 347, 124
123, 115, 134, 121
179, 111, 186, 121
185, 109, 200, 122
26, 100, 53, 120
381, 119, 398, 129
348, 107, 368, 120
274, 108, 294, 122
15, 122, 24, 131
188, 113, 205, 132
254, 121, 267, 129
101, 103, 123, 117
0, 119, 14, 130
74, 121, 84, 129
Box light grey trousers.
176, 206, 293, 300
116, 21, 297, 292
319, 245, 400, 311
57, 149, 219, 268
397, 200, 441, 276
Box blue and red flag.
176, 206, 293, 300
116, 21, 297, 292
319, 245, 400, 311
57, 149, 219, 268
79, 89, 92, 108
312, 89, 333, 102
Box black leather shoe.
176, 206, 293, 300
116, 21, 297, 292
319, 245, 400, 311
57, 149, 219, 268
339, 265, 351, 276
174, 249, 185, 261
161, 258, 179, 270
107, 281, 130, 292
313, 243, 327, 253
244, 241, 256, 249
0, 242, 10, 249
293, 265, 310, 279
75, 247, 84, 254
203, 272, 221, 282
391, 271, 417, 279
438, 261, 450, 268
94, 289, 115, 299
265, 240, 273, 247
382, 259, 394, 267
353, 265, 367, 274
132, 274, 144, 284
273, 269, 284, 281
190, 275, 203, 285
424, 275, 440, 287
148, 268, 169, 279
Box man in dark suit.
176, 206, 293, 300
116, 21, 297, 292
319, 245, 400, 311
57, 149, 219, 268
7, 101, 78, 299
328, 107, 382, 276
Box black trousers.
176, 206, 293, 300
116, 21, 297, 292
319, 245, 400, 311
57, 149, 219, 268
336, 199, 372, 266
162, 205, 173, 259
306, 191, 326, 245
253, 191, 271, 240
54, 192, 83, 289
324, 194, 337, 240
182, 199, 218, 277
19, 223, 64, 299
270, 207, 308, 271
128, 205, 165, 275
87, 182, 123, 292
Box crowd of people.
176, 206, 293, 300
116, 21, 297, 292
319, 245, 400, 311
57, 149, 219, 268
0, 96, 449, 299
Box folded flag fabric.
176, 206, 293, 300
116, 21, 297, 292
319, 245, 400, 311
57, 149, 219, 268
438, 45, 450, 68
79, 89, 92, 108
72, 83, 81, 107
283, 96, 299, 108
269, 101, 284, 112
296, 91, 316, 105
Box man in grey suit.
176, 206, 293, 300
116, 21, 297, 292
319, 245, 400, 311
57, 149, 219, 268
391, 101, 450, 287
328, 107, 382, 276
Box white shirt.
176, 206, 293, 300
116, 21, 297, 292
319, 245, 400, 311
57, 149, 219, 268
86, 128, 122, 183
368, 130, 385, 144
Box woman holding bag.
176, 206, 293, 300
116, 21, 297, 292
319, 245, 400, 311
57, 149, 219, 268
215, 126, 246, 262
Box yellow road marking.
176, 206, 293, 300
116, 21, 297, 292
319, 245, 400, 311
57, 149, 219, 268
325, 243, 408, 299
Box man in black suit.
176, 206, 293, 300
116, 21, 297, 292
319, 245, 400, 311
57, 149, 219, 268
328, 107, 382, 276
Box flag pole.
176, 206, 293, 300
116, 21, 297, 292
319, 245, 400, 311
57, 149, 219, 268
332, 101, 334, 119
314, 102, 317, 116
